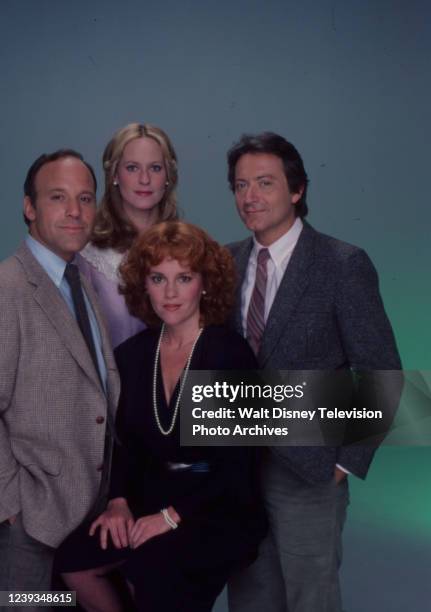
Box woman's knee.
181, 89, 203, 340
62, 565, 111, 587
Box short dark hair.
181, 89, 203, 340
23, 149, 97, 226
227, 132, 309, 218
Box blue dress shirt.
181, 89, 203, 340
26, 235, 108, 391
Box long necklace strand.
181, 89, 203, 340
153, 324, 203, 436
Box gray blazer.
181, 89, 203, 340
229, 223, 402, 483
0, 244, 120, 547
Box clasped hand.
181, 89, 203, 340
89, 498, 177, 550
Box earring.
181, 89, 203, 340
113, 180, 118, 186
165, 181, 169, 187
202, 290, 207, 296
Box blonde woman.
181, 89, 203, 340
77, 123, 178, 347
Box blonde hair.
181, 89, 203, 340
92, 123, 178, 251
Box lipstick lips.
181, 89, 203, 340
163, 304, 181, 311
135, 190, 153, 196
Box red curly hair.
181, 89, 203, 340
119, 221, 237, 326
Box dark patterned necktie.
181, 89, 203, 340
64, 262, 113, 518
246, 248, 270, 355
64, 263, 102, 385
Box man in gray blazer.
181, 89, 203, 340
0, 150, 120, 604
226, 133, 401, 612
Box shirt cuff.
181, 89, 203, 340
336, 463, 350, 475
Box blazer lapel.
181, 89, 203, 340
259, 224, 316, 366
16, 244, 104, 393
232, 238, 253, 335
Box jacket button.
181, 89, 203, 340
96, 416, 105, 424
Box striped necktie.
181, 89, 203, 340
246, 248, 270, 355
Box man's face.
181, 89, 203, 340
234, 153, 303, 246
24, 157, 96, 261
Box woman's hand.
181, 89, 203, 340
89, 497, 135, 550
129, 506, 180, 549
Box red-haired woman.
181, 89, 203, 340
58, 222, 266, 612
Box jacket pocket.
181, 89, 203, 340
287, 312, 330, 361
10, 438, 62, 476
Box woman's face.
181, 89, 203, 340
145, 257, 203, 330
115, 137, 167, 219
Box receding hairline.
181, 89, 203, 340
32, 156, 97, 190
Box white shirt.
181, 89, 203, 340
241, 218, 303, 335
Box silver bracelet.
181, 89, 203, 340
161, 507, 178, 530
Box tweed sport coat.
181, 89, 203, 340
229, 223, 402, 483
0, 243, 120, 547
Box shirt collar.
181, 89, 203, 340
25, 235, 70, 288
252, 218, 303, 267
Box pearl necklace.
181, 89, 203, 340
153, 324, 203, 436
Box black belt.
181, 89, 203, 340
164, 461, 211, 473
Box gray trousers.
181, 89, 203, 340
228, 452, 349, 612
0, 515, 55, 612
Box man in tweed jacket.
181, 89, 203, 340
0, 150, 120, 603
226, 133, 401, 612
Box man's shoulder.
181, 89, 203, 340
0, 243, 48, 295
226, 225, 366, 264
303, 224, 371, 271
0, 250, 33, 317
0, 250, 26, 287
226, 236, 253, 257
305, 224, 363, 257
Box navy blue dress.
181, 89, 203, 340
57, 326, 266, 612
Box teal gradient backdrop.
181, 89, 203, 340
1, 1, 430, 609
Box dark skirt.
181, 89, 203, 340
55, 469, 263, 612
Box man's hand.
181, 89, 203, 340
89, 497, 134, 550
334, 466, 347, 484
129, 506, 181, 549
